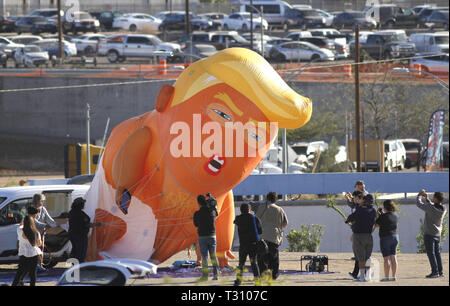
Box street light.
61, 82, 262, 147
392, 67, 449, 92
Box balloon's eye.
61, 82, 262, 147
213, 109, 231, 121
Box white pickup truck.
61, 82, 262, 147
97, 34, 181, 63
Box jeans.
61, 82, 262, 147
12, 255, 40, 286
424, 234, 443, 275
198, 236, 219, 277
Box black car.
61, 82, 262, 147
90, 11, 122, 30
15, 16, 56, 34
364, 5, 420, 28
159, 12, 212, 32
332, 11, 377, 29
426, 10, 449, 30
418, 7, 449, 27
290, 8, 327, 29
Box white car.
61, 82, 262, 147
315, 9, 335, 27
0, 36, 25, 55
10, 35, 43, 45
269, 41, 335, 62
98, 34, 180, 63
71, 33, 106, 55
222, 12, 269, 31
113, 13, 162, 32
384, 140, 407, 172
14, 45, 49, 67
0, 185, 90, 267
409, 53, 449, 75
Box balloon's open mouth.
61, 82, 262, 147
204, 154, 226, 176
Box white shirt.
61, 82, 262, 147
17, 227, 42, 257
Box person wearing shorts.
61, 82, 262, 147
346, 193, 376, 282
375, 200, 399, 281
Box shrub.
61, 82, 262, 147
286, 224, 325, 252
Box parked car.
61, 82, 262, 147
57, 258, 157, 286
222, 12, 268, 31
181, 43, 217, 61
97, 34, 180, 63
0, 185, 89, 267
288, 35, 336, 54
418, 7, 449, 28
33, 38, 77, 58
290, 7, 327, 29
269, 41, 334, 62
412, 5, 435, 15
198, 12, 228, 30
399, 138, 422, 168
14, 45, 49, 67
15, 16, 57, 34
384, 139, 406, 172
209, 31, 251, 50
159, 12, 212, 32
89, 11, 122, 30
310, 29, 349, 58
332, 11, 377, 30
0, 36, 25, 56
112, 13, 161, 32
425, 9, 449, 30
1, 15, 23, 32
62, 11, 100, 34
363, 4, 420, 28
351, 30, 415, 60
27, 8, 59, 18
9, 35, 43, 45
284, 31, 312, 40
237, 0, 296, 30
314, 9, 335, 27
409, 53, 449, 75
264, 37, 292, 56
71, 33, 105, 55
410, 32, 449, 54
0, 50, 7, 67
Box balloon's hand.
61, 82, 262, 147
115, 188, 131, 215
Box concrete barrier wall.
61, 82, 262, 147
233, 202, 449, 254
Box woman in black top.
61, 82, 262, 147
375, 200, 399, 282
68, 198, 92, 263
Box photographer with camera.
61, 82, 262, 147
416, 190, 447, 278
193, 193, 219, 282
374, 200, 399, 281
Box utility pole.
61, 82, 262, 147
86, 104, 91, 175
57, 0, 63, 64
250, 0, 253, 51
354, 25, 362, 172
185, 0, 190, 35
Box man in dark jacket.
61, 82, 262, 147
233, 203, 263, 286
346, 193, 376, 282
68, 198, 91, 263
193, 194, 219, 281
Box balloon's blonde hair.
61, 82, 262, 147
171, 48, 312, 129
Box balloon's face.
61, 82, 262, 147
161, 83, 277, 195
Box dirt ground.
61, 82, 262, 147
1, 251, 448, 286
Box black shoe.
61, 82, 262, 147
426, 273, 439, 278
348, 272, 358, 280
439, 273, 445, 277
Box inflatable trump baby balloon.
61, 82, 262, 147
84, 48, 312, 266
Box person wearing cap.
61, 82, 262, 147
345, 181, 368, 213
345, 191, 376, 282
68, 198, 92, 263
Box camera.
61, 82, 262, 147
205, 193, 218, 214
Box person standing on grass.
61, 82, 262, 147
375, 200, 399, 282
11, 207, 42, 286
416, 190, 447, 278
233, 203, 263, 286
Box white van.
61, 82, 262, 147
0, 185, 89, 266
236, 0, 296, 29
410, 32, 449, 54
